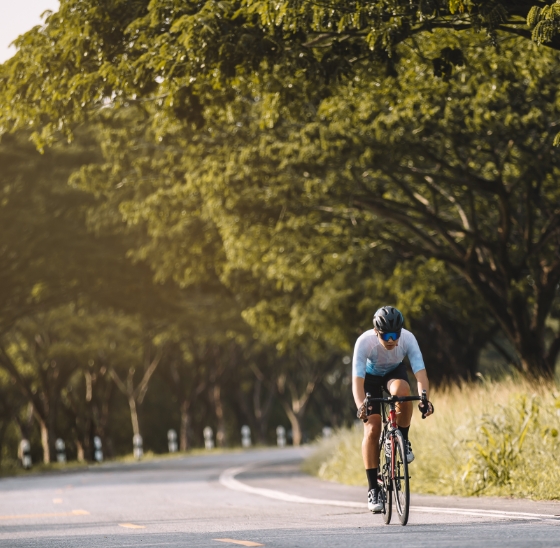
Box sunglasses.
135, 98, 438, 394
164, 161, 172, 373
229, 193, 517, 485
379, 331, 401, 342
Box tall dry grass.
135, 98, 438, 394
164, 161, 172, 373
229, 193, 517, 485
303, 377, 560, 500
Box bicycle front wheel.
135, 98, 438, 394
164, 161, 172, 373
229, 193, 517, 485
393, 430, 410, 526
378, 433, 392, 524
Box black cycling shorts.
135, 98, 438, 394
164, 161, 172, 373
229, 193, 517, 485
363, 362, 410, 415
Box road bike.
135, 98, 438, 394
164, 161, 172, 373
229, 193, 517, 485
364, 390, 428, 526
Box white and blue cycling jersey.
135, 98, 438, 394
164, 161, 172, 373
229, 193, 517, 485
352, 328, 426, 378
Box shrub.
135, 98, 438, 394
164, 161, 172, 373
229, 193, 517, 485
305, 378, 560, 500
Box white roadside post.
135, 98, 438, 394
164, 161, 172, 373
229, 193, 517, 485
203, 427, 214, 450
55, 438, 66, 464
93, 436, 103, 463
276, 426, 286, 448
19, 439, 32, 469
167, 429, 178, 453
133, 434, 143, 460
241, 425, 251, 448
322, 427, 333, 439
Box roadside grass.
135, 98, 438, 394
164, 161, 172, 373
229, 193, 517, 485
303, 377, 560, 500
0, 458, 92, 478
0, 446, 247, 478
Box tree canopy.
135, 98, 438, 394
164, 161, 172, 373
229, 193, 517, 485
3, 0, 560, 144
1, 0, 560, 467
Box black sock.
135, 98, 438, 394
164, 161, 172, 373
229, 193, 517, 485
366, 468, 378, 491
399, 426, 410, 441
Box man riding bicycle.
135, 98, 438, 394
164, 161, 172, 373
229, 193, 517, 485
352, 306, 434, 513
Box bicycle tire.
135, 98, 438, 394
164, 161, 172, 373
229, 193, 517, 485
393, 430, 410, 526
378, 431, 392, 524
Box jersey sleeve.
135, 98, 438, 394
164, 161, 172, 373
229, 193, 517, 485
406, 332, 426, 374
352, 334, 369, 378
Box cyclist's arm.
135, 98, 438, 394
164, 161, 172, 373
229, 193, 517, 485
414, 368, 433, 416
351, 333, 370, 410
414, 368, 430, 401
352, 376, 366, 409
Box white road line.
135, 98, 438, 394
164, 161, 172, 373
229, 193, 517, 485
219, 465, 558, 521
220, 466, 363, 509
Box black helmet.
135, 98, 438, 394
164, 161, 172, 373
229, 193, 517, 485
373, 306, 404, 332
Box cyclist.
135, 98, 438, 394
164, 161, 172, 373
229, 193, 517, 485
352, 306, 434, 513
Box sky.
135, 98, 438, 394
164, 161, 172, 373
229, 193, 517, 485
0, 0, 59, 63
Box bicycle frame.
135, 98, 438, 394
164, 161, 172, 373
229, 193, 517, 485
382, 399, 400, 484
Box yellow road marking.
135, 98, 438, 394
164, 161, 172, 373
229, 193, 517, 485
118, 523, 146, 529
53, 498, 63, 503
213, 539, 263, 547
0, 509, 89, 520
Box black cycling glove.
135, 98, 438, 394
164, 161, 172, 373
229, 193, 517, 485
418, 401, 434, 419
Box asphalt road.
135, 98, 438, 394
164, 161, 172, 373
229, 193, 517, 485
1, 447, 559, 547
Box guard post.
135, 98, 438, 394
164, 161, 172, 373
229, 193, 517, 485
93, 436, 103, 463
203, 427, 214, 450
133, 434, 143, 460
276, 426, 286, 448
241, 425, 251, 448
55, 438, 66, 464
167, 429, 178, 453
19, 439, 32, 469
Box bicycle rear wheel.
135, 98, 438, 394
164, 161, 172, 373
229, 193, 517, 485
393, 430, 410, 525
378, 432, 392, 524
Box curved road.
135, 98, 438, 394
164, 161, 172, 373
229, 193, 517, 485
1, 447, 559, 547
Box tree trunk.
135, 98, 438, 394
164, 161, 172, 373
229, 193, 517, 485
282, 405, 303, 446
515, 330, 554, 379
96, 380, 113, 458
76, 440, 85, 462
38, 417, 50, 463
128, 397, 140, 438
0, 421, 8, 466
179, 399, 190, 452
275, 368, 316, 447
47, 397, 57, 462
212, 385, 226, 447
254, 378, 275, 445
519, 349, 555, 379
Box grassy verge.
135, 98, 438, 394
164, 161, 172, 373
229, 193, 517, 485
0, 446, 246, 478
303, 377, 560, 500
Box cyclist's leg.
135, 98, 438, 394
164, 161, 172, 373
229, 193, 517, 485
385, 364, 414, 463
362, 414, 382, 467
362, 373, 383, 468
363, 374, 384, 512
385, 363, 412, 428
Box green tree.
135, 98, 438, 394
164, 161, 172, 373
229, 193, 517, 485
0, 306, 91, 463
0, 370, 28, 466
3, 0, 560, 145
179, 33, 560, 377
0, 131, 99, 333
4, 0, 559, 387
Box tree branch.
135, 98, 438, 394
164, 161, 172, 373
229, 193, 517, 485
136, 347, 163, 404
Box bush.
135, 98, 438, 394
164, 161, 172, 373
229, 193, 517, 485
304, 378, 560, 500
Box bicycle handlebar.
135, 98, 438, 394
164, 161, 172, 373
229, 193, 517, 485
365, 395, 424, 403
362, 390, 431, 422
